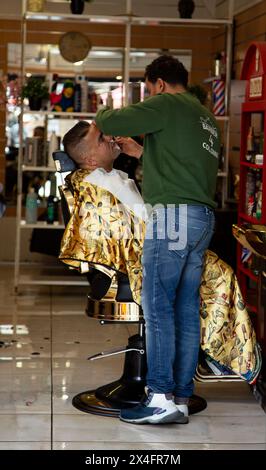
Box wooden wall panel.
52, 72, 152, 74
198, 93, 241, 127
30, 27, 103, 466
234, 0, 266, 79
212, 26, 226, 57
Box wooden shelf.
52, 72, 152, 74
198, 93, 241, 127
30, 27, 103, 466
22, 165, 55, 172
239, 212, 262, 224
216, 116, 230, 121
18, 275, 88, 286
17, 265, 89, 287
240, 161, 263, 169
24, 12, 233, 26
20, 221, 64, 229
22, 110, 97, 118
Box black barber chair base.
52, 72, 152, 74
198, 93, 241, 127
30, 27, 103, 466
73, 332, 146, 417
72, 381, 144, 418
72, 333, 207, 417
72, 388, 208, 418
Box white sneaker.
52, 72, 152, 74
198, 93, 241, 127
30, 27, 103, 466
174, 400, 189, 424
120, 387, 187, 424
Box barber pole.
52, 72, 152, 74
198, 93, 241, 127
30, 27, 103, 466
212, 79, 225, 116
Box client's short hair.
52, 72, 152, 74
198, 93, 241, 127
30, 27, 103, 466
144, 55, 188, 88
62, 121, 90, 167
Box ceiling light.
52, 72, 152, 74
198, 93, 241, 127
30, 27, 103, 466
0, 324, 29, 335
50, 47, 60, 55
74, 61, 84, 66
91, 51, 117, 57
130, 52, 146, 57
116, 75, 122, 80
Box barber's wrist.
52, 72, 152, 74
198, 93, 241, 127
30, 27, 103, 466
132, 144, 143, 159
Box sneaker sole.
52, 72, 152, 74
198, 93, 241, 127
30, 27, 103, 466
173, 415, 189, 424
120, 410, 186, 425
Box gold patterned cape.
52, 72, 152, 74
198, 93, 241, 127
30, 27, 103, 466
59, 169, 261, 383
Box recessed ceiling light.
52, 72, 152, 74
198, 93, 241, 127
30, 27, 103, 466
130, 52, 146, 57
91, 51, 117, 57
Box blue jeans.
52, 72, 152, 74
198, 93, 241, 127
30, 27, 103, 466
142, 205, 215, 397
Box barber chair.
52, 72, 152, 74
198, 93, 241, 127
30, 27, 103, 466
53, 150, 245, 418
233, 224, 266, 411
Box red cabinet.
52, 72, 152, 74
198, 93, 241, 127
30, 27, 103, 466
237, 42, 266, 332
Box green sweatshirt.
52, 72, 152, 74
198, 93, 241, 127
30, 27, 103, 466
95, 92, 220, 209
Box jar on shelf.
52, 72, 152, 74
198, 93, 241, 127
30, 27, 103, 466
246, 126, 254, 162
245, 171, 256, 215
27, 0, 45, 12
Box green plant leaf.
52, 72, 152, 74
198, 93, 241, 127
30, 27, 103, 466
21, 77, 49, 100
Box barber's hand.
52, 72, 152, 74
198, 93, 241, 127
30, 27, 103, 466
115, 137, 143, 159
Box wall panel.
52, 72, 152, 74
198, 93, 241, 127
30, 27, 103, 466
234, 0, 266, 79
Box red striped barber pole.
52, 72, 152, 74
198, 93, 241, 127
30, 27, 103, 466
212, 79, 225, 116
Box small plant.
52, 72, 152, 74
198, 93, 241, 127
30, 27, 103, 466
21, 77, 49, 100
21, 77, 49, 110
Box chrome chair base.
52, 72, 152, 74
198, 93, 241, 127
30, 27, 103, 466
86, 298, 142, 323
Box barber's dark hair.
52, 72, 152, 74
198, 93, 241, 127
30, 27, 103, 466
62, 121, 90, 166
144, 55, 188, 88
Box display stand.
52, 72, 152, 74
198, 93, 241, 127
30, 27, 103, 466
237, 42, 266, 349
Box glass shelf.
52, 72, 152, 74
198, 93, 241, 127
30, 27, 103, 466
22, 110, 97, 118
22, 165, 55, 172
24, 12, 232, 26
20, 221, 64, 229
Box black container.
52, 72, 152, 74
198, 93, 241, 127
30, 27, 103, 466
178, 0, 195, 19
70, 0, 85, 15
29, 96, 42, 111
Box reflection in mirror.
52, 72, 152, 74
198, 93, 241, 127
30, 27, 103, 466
5, 44, 192, 205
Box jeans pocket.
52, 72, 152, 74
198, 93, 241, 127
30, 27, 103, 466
167, 222, 188, 257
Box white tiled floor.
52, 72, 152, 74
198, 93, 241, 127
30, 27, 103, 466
0, 265, 265, 450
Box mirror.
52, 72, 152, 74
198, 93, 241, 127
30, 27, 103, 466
5, 44, 192, 205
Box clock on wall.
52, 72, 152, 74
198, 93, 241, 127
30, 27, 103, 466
59, 31, 91, 63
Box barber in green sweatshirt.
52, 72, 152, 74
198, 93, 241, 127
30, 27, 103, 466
95, 55, 221, 425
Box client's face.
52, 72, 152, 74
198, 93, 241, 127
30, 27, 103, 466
87, 124, 120, 170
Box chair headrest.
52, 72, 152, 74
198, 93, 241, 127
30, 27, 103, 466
52, 151, 78, 173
